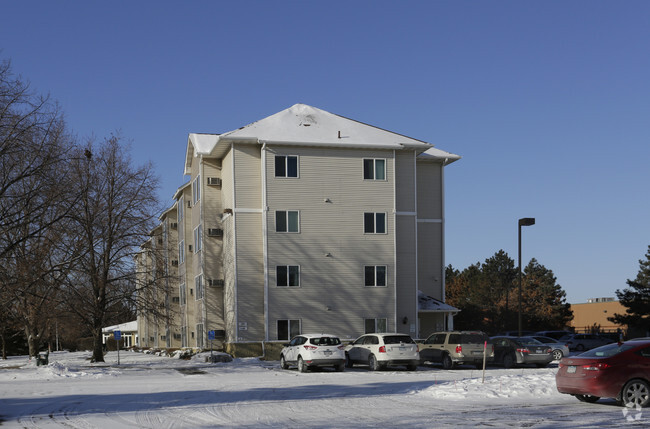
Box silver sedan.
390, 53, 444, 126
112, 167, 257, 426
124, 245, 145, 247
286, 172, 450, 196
530, 335, 570, 360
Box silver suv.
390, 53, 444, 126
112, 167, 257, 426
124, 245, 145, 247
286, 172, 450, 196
419, 331, 494, 369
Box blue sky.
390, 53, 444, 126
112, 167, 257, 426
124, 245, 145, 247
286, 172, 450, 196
2, 1, 649, 304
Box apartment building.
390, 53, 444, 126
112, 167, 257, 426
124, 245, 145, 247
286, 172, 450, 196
137, 104, 460, 348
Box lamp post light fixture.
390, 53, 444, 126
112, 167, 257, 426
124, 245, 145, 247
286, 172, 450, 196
518, 217, 535, 337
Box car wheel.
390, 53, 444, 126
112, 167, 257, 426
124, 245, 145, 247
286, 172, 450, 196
552, 349, 564, 361
334, 362, 345, 372
280, 355, 289, 370
297, 356, 308, 373
576, 344, 585, 352
574, 394, 600, 403
442, 354, 455, 370
622, 379, 650, 408
503, 353, 515, 369
368, 354, 381, 371
345, 353, 354, 368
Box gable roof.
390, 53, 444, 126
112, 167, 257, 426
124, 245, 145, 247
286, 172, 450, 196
184, 104, 460, 173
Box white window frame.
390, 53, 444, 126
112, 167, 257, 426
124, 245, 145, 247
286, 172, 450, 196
276, 265, 300, 287
178, 240, 185, 264
363, 158, 386, 181
275, 210, 300, 233
192, 174, 201, 204
365, 318, 388, 334
363, 212, 387, 234
179, 283, 186, 305
277, 319, 301, 341
275, 155, 299, 178
196, 323, 204, 348
364, 265, 387, 287
193, 225, 202, 253
178, 197, 184, 222
195, 274, 204, 300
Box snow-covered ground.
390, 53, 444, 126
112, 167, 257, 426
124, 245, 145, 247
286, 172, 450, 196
0, 350, 645, 428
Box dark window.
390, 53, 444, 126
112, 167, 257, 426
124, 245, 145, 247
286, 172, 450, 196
310, 337, 342, 346
275, 155, 298, 178
383, 335, 414, 345
364, 213, 386, 234
365, 265, 386, 286
277, 265, 300, 287
460, 334, 489, 344
277, 319, 300, 341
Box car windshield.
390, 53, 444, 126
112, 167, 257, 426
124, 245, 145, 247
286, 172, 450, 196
383, 335, 414, 345
309, 337, 341, 346
579, 342, 636, 358
459, 334, 488, 344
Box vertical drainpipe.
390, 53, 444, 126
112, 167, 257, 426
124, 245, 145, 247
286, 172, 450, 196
392, 150, 397, 333
200, 155, 207, 345
231, 143, 238, 342
413, 150, 419, 338
441, 158, 448, 329
261, 141, 269, 342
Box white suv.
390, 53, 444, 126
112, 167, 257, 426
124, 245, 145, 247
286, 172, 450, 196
345, 333, 420, 371
280, 334, 346, 372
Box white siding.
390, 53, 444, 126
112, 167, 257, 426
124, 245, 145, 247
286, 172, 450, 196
266, 145, 395, 339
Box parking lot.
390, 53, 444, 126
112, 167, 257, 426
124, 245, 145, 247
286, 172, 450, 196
0, 351, 645, 428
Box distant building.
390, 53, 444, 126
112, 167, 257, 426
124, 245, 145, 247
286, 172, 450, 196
102, 321, 138, 348
569, 298, 626, 334
136, 104, 461, 348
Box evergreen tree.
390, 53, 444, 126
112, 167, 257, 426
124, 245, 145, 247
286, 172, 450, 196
609, 245, 650, 334
445, 251, 573, 333
521, 258, 573, 330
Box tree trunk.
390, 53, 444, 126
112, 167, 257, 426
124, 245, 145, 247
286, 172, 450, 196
1, 331, 6, 360
91, 326, 105, 363
25, 327, 40, 358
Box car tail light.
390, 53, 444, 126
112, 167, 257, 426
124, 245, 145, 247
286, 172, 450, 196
379, 346, 386, 353
455, 345, 462, 354
546, 348, 552, 354
338, 345, 345, 350
582, 363, 611, 371
303, 345, 317, 350
516, 348, 530, 354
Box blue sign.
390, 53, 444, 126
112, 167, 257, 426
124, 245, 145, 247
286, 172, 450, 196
208, 330, 215, 341
113, 330, 122, 340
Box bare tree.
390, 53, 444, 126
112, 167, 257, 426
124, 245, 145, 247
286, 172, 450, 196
0, 59, 78, 357
63, 135, 160, 362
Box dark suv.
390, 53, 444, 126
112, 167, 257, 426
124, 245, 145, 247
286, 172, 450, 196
419, 331, 494, 369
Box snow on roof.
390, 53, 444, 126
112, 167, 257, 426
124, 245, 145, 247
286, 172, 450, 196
102, 321, 137, 333
418, 291, 459, 312
183, 104, 461, 174
418, 147, 462, 165
189, 133, 220, 155
221, 104, 430, 148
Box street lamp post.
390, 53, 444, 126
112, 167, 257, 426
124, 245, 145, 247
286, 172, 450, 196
518, 217, 535, 337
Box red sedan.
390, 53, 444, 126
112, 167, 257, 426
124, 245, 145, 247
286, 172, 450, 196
556, 339, 650, 407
